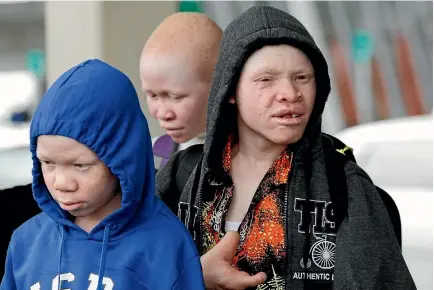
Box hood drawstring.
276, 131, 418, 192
56, 224, 111, 290
96, 225, 111, 290
57, 224, 65, 290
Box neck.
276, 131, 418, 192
74, 194, 122, 233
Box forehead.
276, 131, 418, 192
36, 135, 96, 158
242, 44, 313, 74
140, 53, 202, 92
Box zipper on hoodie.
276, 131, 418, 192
196, 170, 209, 254
284, 152, 298, 290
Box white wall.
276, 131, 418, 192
44, 1, 103, 85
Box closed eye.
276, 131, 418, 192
256, 77, 274, 83
295, 74, 314, 83
146, 91, 157, 99
171, 94, 186, 101
74, 164, 90, 171
40, 160, 55, 171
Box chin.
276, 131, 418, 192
170, 135, 193, 144
67, 209, 84, 217
267, 130, 304, 145
272, 136, 302, 145
67, 207, 94, 217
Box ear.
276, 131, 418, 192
228, 96, 236, 104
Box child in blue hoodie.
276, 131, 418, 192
0, 59, 205, 290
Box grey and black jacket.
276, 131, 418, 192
156, 5, 415, 290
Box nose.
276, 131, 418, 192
276, 80, 302, 103
53, 169, 78, 193
156, 105, 176, 122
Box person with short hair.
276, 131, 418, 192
140, 12, 222, 169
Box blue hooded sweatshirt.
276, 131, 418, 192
0, 59, 205, 290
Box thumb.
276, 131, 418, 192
225, 271, 268, 289
216, 231, 240, 261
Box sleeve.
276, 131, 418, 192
171, 256, 205, 290
0, 242, 17, 290
155, 150, 186, 214
333, 172, 416, 290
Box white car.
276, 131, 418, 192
0, 122, 33, 190
335, 114, 433, 290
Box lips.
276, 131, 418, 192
163, 126, 184, 132
281, 113, 301, 118
272, 108, 305, 118
164, 127, 183, 130
271, 108, 306, 126
163, 127, 184, 138
62, 202, 80, 206
59, 201, 83, 211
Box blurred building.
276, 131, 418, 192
0, 1, 432, 137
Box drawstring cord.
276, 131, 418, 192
57, 225, 65, 290
56, 224, 110, 290
96, 225, 110, 290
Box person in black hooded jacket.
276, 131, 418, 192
0, 184, 40, 278
156, 5, 416, 290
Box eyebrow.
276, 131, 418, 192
251, 67, 314, 77
145, 88, 187, 98
36, 152, 49, 160
36, 152, 89, 164
292, 68, 314, 75
251, 67, 282, 76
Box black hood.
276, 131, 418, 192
204, 5, 331, 171
155, 8, 415, 288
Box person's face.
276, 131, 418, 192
234, 45, 316, 145
140, 55, 209, 143
36, 135, 118, 218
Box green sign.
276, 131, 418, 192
25, 49, 45, 78
351, 30, 375, 63
179, 1, 202, 12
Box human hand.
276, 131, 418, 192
201, 231, 267, 290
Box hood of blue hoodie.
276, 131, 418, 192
30, 59, 158, 241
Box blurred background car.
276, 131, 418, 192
336, 114, 433, 290
0, 122, 32, 190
